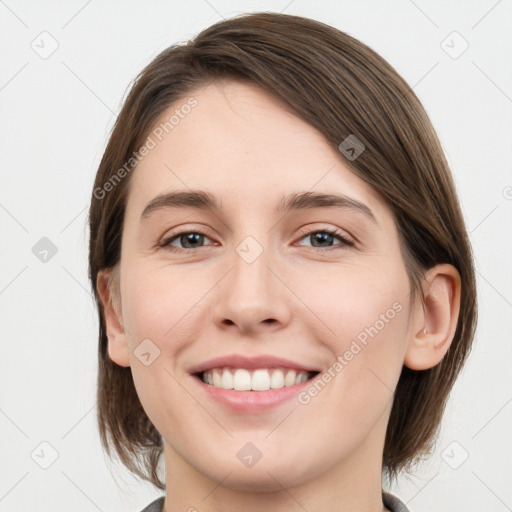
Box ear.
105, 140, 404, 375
404, 263, 461, 370
96, 268, 131, 367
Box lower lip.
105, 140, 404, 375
193, 374, 318, 413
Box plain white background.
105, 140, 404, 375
1, 1, 511, 511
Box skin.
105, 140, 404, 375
97, 80, 461, 512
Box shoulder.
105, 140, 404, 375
382, 489, 412, 512
139, 496, 165, 512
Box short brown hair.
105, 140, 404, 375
88, 12, 477, 490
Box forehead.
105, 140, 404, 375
127, 80, 386, 219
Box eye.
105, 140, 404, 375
296, 227, 355, 250
159, 230, 216, 252
159, 226, 355, 253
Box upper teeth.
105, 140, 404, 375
202, 368, 311, 391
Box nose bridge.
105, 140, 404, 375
231, 234, 275, 307
213, 232, 290, 332
239, 235, 271, 284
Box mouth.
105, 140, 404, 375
194, 368, 321, 391
188, 354, 323, 411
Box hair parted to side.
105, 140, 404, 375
88, 12, 477, 490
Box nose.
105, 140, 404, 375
212, 240, 292, 335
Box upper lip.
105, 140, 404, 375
189, 354, 320, 375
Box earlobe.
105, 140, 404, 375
404, 264, 461, 371
96, 268, 131, 367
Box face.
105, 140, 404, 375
110, 80, 419, 492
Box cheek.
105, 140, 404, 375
120, 263, 202, 431
293, 274, 410, 445
304, 261, 408, 332
121, 262, 204, 344
300, 264, 410, 382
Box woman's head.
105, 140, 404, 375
88, 12, 477, 491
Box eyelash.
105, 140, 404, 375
159, 226, 355, 253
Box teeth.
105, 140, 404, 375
221, 369, 234, 389
212, 371, 222, 388
201, 368, 312, 391
251, 369, 270, 391
285, 369, 297, 387
233, 369, 251, 391
270, 369, 284, 389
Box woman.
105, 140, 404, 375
88, 12, 477, 512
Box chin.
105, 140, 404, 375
218, 468, 300, 493
202, 455, 315, 493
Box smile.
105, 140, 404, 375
199, 368, 320, 391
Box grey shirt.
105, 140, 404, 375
140, 490, 411, 512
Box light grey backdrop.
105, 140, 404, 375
1, 1, 511, 511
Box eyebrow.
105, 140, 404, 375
140, 189, 377, 224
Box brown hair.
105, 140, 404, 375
88, 12, 477, 490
